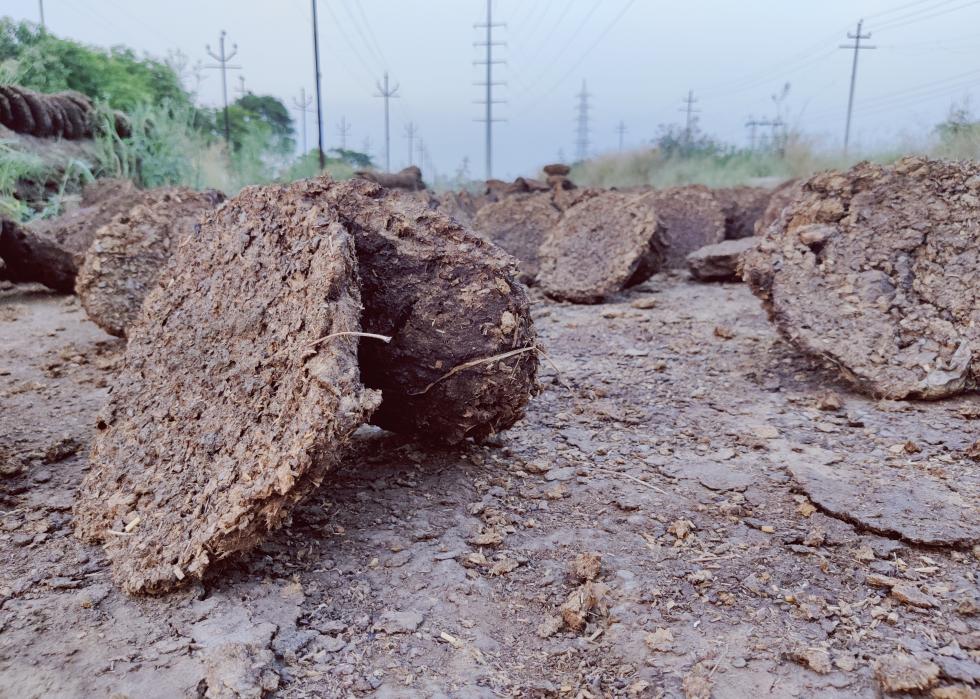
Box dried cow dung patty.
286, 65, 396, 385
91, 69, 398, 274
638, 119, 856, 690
743, 156, 980, 399
472, 192, 561, 284
640, 185, 727, 268
324, 178, 538, 443
713, 185, 772, 240
75, 187, 224, 337
538, 191, 664, 303
73, 178, 380, 594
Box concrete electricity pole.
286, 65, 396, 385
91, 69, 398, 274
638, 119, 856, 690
404, 121, 419, 166
374, 72, 400, 172
311, 0, 326, 170
680, 90, 699, 150
574, 81, 591, 162
616, 120, 627, 151
474, 0, 505, 180
337, 116, 351, 150
840, 20, 875, 155
416, 137, 426, 173
38, 1, 45, 29
235, 75, 247, 97
292, 88, 314, 156
205, 31, 241, 146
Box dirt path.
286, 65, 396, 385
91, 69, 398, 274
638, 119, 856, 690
1, 276, 977, 698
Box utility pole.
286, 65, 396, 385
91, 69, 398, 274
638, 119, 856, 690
839, 20, 875, 156
374, 72, 399, 172
337, 116, 351, 150
361, 136, 372, 162
680, 90, 699, 150
235, 75, 247, 97
204, 31, 240, 147
311, 0, 325, 170
474, 0, 506, 180
292, 88, 314, 155
745, 116, 759, 151
404, 121, 419, 166
574, 80, 591, 162
38, 0, 45, 29
616, 120, 627, 151
416, 137, 425, 172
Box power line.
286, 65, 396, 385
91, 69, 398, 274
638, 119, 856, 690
574, 80, 591, 161
840, 20, 875, 154
335, 0, 386, 71
319, 0, 378, 83
374, 71, 399, 172
352, 0, 389, 68
474, 0, 506, 180
873, 0, 980, 30
514, 0, 636, 116
514, 0, 605, 97
204, 30, 241, 146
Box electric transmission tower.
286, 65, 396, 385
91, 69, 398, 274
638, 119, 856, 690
616, 120, 627, 151
337, 116, 351, 150
680, 90, 699, 150
474, 0, 506, 180
404, 121, 419, 166
840, 19, 875, 155
574, 81, 591, 162
292, 88, 314, 155
204, 31, 241, 146
375, 72, 400, 172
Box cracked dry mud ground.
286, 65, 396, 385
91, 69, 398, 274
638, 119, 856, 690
1, 276, 978, 698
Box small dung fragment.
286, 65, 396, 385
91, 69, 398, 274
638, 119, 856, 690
560, 581, 609, 632
644, 627, 674, 652
570, 552, 601, 582
875, 653, 941, 693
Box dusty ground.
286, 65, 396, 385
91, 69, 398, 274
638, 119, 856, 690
1, 274, 978, 698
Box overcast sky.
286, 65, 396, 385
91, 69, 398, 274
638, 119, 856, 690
6, 0, 980, 178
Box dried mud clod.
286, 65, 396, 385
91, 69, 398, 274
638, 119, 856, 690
472, 192, 561, 284
639, 185, 727, 268
75, 187, 224, 337
325, 178, 538, 444
743, 156, 980, 399
538, 190, 665, 303
72, 177, 381, 594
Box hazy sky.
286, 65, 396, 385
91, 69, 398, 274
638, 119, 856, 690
6, 0, 980, 179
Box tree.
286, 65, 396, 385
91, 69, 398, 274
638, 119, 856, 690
0, 19, 189, 111
221, 94, 295, 155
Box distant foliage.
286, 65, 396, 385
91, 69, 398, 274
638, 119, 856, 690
0, 19, 188, 111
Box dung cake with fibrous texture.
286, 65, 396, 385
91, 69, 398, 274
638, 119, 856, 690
73, 177, 380, 594
472, 192, 561, 284
639, 185, 727, 268
538, 191, 665, 303
325, 178, 538, 444
743, 156, 980, 399
75, 187, 224, 337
